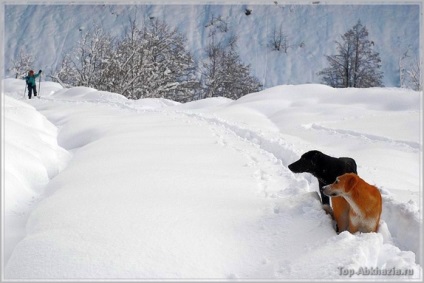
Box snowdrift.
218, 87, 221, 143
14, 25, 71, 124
2, 79, 422, 280
3, 83, 71, 261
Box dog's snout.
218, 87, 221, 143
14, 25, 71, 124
288, 161, 301, 173
322, 185, 332, 196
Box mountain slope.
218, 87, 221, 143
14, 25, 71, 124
3, 3, 420, 87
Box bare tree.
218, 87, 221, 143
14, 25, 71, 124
399, 47, 421, 91
406, 61, 421, 91
318, 20, 383, 88
268, 23, 304, 53
268, 24, 289, 53
9, 49, 34, 78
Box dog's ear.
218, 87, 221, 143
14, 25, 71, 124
345, 174, 358, 192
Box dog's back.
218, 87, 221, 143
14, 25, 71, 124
339, 157, 357, 175
348, 175, 382, 233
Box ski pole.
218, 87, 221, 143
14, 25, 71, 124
23, 83, 27, 99
38, 71, 42, 99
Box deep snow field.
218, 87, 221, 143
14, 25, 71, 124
2, 78, 423, 280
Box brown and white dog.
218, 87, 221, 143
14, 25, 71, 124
322, 173, 382, 233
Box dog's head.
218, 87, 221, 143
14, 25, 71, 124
288, 150, 323, 174
322, 173, 358, 197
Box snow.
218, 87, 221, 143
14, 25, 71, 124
2, 78, 422, 280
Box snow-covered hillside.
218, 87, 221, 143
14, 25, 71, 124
2, 78, 422, 279
3, 2, 420, 88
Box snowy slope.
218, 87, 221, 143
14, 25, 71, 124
2, 82, 71, 262
3, 2, 420, 88
2, 78, 422, 279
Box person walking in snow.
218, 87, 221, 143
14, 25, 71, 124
24, 70, 42, 99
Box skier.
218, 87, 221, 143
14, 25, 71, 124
24, 70, 42, 99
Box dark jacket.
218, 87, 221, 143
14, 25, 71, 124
25, 73, 41, 87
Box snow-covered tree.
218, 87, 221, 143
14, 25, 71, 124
318, 20, 383, 88
56, 19, 200, 102
105, 18, 200, 102
202, 17, 262, 99
9, 49, 34, 78
55, 26, 112, 88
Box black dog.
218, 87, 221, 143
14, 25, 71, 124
288, 150, 357, 205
